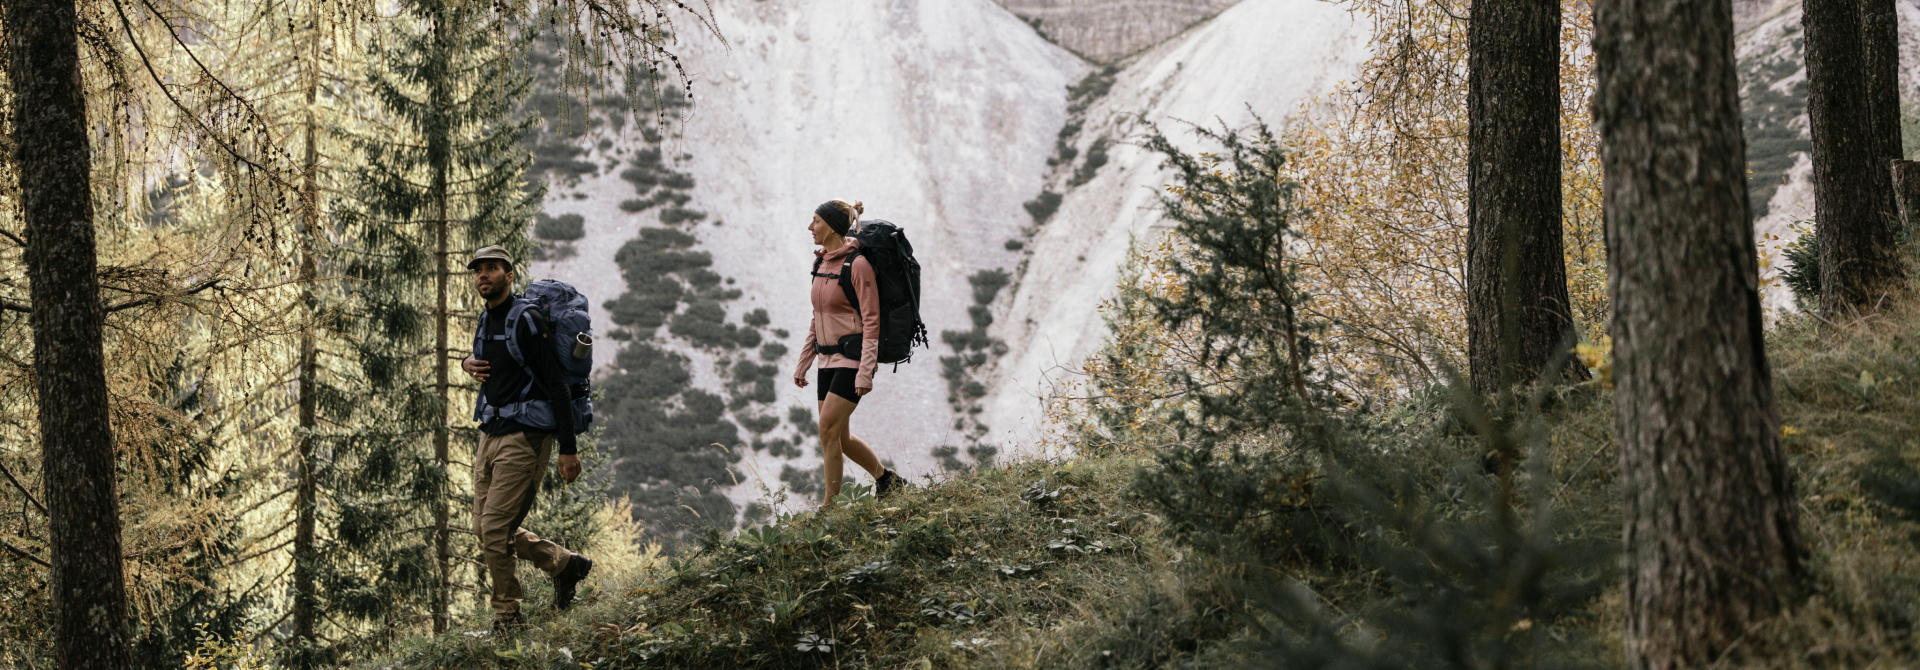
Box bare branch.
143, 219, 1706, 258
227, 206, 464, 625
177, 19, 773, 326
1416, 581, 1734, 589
103, 278, 222, 313
0, 461, 47, 516
0, 538, 49, 568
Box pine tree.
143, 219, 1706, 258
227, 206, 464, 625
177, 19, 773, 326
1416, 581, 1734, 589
1594, 0, 1806, 665
331, 0, 542, 637
1804, 0, 1904, 318
1860, 0, 1903, 179
1466, 0, 1585, 394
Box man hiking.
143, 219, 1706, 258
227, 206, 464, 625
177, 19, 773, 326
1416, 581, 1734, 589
459, 245, 592, 633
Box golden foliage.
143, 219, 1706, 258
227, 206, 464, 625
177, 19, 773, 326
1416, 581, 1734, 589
1281, 0, 1607, 394
1054, 0, 1609, 450
0, 0, 720, 662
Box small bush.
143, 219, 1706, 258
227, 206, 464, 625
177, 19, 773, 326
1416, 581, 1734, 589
533, 212, 585, 241
660, 206, 707, 225
1023, 190, 1063, 225
1783, 226, 1819, 311
1071, 138, 1110, 186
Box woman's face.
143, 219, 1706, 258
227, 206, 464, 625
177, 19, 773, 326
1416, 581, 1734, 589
808, 213, 833, 247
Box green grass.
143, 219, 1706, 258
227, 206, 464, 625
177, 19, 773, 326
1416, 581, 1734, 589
364, 458, 1176, 669
361, 307, 1920, 670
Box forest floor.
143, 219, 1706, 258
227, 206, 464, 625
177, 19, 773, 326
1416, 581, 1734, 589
359, 308, 1920, 670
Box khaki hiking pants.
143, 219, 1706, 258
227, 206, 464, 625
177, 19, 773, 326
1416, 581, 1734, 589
474, 430, 572, 619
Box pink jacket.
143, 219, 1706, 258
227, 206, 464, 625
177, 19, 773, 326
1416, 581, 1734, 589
794, 239, 881, 390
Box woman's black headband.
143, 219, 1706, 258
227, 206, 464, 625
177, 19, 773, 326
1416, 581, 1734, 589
815, 201, 851, 236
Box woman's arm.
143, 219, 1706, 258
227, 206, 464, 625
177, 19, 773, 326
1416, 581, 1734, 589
793, 313, 818, 386
851, 256, 881, 391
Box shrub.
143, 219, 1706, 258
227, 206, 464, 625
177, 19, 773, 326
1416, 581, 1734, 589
532, 212, 585, 241
1023, 190, 1063, 225
1783, 226, 1819, 311
1070, 138, 1110, 186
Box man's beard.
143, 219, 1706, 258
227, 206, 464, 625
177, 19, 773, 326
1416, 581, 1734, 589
480, 284, 507, 302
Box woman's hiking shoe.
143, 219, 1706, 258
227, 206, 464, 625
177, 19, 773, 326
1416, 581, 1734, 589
876, 469, 908, 499
554, 553, 594, 610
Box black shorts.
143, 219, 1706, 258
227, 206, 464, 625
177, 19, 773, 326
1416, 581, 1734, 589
817, 368, 862, 404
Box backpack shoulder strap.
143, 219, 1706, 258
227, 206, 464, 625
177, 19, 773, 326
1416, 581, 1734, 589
839, 250, 861, 314
501, 300, 540, 367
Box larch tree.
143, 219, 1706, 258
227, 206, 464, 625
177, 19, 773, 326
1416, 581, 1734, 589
5, 1, 136, 669
333, 0, 541, 636
1804, 0, 1904, 318
1466, 0, 1583, 394
1593, 0, 1806, 666
1, 0, 713, 663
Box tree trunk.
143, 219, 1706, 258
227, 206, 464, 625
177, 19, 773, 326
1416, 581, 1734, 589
1860, 0, 1903, 172
1466, 0, 1582, 394
1896, 160, 1920, 230
428, 3, 453, 635
1594, 0, 1806, 665
1805, 0, 1904, 318
291, 11, 322, 652
6, 1, 136, 668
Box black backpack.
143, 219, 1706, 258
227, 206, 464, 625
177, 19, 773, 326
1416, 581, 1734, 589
810, 219, 929, 366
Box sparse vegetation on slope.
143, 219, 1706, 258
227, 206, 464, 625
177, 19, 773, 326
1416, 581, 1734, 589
356, 298, 1920, 670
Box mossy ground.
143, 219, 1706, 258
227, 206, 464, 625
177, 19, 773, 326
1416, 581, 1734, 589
363, 306, 1920, 670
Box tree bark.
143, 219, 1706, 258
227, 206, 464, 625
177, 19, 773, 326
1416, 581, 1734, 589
1860, 0, 1903, 172
1896, 160, 1920, 230
1805, 0, 1904, 318
1594, 0, 1807, 665
1466, 0, 1583, 394
291, 8, 322, 652
6, 1, 136, 668
428, 2, 453, 635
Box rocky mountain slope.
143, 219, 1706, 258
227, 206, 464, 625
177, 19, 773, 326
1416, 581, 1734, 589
529, 0, 1918, 530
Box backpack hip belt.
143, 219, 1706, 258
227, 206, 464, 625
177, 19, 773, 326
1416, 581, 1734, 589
813, 334, 863, 359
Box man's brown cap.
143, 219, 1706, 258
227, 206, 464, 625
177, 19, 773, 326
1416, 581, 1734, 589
467, 245, 515, 271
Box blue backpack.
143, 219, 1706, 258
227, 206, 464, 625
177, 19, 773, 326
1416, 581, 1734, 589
471, 279, 594, 434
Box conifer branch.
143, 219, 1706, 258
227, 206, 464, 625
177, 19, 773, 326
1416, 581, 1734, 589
103, 278, 223, 313
108, 0, 285, 182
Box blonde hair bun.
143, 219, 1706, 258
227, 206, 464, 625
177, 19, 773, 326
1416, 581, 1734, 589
853, 200, 865, 215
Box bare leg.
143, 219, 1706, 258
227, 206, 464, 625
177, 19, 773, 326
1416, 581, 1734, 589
817, 399, 844, 505
842, 433, 883, 478
817, 394, 880, 506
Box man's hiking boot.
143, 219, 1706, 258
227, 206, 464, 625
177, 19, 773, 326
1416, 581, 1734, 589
492, 612, 526, 636
876, 468, 908, 499
554, 553, 594, 611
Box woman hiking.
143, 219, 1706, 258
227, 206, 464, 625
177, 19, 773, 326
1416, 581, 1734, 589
793, 199, 907, 506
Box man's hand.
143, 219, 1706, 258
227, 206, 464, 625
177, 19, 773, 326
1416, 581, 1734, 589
558, 454, 581, 483
462, 356, 491, 382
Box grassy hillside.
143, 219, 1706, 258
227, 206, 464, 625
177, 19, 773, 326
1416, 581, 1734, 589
351, 307, 1920, 670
